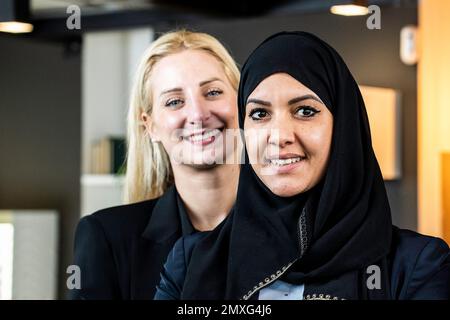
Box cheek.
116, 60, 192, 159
244, 128, 268, 163
154, 110, 185, 138
211, 97, 238, 126
302, 124, 332, 159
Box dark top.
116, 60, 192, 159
154, 227, 450, 300
68, 185, 196, 300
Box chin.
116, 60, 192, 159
189, 162, 219, 170
270, 187, 300, 197
185, 153, 222, 169
265, 179, 309, 198
188, 161, 220, 170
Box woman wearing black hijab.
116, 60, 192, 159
154, 31, 450, 300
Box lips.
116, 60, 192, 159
269, 157, 303, 166
265, 153, 306, 167
184, 128, 223, 145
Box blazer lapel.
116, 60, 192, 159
131, 186, 183, 299
131, 234, 180, 299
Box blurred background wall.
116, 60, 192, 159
0, 34, 81, 299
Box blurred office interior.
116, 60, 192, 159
0, 0, 449, 299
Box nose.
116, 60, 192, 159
186, 94, 211, 126
268, 114, 295, 148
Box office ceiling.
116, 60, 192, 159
19, 0, 417, 41
31, 0, 417, 18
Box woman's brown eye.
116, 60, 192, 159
295, 106, 319, 117
249, 108, 269, 121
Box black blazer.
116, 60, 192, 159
154, 227, 450, 300
69, 185, 194, 300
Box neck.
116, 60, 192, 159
172, 162, 239, 231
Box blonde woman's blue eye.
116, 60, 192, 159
165, 99, 183, 107
207, 89, 223, 97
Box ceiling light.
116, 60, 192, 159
0, 0, 33, 34
330, 1, 369, 16
0, 22, 33, 34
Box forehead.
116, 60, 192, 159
151, 49, 227, 92
248, 73, 317, 99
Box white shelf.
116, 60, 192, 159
81, 174, 125, 187
80, 174, 125, 217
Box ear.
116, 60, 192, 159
140, 111, 160, 142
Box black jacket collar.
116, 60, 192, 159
141, 185, 194, 243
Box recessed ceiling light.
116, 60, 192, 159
0, 21, 34, 34
330, 1, 369, 16
0, 0, 33, 34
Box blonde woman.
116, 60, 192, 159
70, 30, 240, 299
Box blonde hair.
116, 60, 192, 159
124, 30, 240, 203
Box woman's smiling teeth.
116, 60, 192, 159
186, 129, 221, 143
269, 156, 304, 166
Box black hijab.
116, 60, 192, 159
181, 31, 393, 300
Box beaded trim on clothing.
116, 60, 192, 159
304, 293, 345, 300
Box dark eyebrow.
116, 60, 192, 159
199, 77, 223, 87
288, 94, 324, 105
246, 98, 271, 107
246, 94, 323, 107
